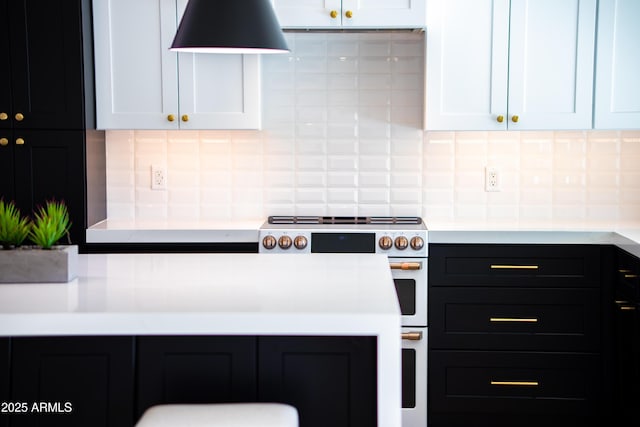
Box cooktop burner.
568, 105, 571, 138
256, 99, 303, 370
268, 216, 423, 225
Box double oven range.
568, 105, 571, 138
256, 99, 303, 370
259, 216, 427, 427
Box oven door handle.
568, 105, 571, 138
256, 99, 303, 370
390, 262, 422, 271
401, 331, 423, 341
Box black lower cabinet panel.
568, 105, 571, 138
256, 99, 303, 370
429, 350, 603, 427
259, 336, 377, 427
10, 336, 134, 427
0, 339, 9, 427
135, 336, 257, 420
429, 286, 601, 352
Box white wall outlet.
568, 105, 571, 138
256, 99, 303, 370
485, 166, 500, 192
151, 165, 167, 190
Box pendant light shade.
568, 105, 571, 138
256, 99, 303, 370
170, 0, 289, 54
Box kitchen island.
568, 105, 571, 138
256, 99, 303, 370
0, 253, 401, 427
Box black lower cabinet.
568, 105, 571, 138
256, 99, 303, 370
135, 336, 377, 427
0, 338, 9, 427
10, 336, 134, 427
4, 335, 377, 427
135, 336, 258, 419
258, 336, 377, 427
429, 244, 607, 427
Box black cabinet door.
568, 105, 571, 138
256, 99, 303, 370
0, 0, 11, 131
10, 336, 134, 427
5, 0, 85, 130
0, 338, 8, 427
136, 336, 258, 421
0, 137, 15, 202
11, 130, 86, 245
258, 336, 377, 427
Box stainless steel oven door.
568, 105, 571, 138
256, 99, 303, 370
390, 257, 427, 327
402, 327, 427, 427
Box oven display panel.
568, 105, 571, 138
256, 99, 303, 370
310, 233, 376, 253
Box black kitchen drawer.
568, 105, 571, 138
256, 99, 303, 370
429, 287, 601, 352
429, 244, 601, 287
429, 350, 603, 427
616, 249, 640, 300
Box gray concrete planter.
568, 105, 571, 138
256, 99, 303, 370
0, 245, 78, 283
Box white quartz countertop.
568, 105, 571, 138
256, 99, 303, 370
86, 219, 262, 243
86, 219, 640, 257
0, 253, 399, 336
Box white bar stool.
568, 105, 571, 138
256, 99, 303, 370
135, 403, 299, 427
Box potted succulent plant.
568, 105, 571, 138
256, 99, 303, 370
0, 199, 77, 283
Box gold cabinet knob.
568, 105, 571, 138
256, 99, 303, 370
511, 115, 519, 123
497, 115, 504, 123
181, 114, 189, 122
15, 113, 24, 122
0, 138, 8, 146
330, 10, 338, 18
0, 112, 8, 121
345, 10, 353, 18
15, 138, 25, 145
167, 114, 175, 122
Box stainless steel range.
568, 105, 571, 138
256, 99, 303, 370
259, 216, 428, 427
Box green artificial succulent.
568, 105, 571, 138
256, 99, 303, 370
0, 199, 32, 249
28, 200, 72, 249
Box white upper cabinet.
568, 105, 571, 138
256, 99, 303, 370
93, 0, 260, 130
425, 0, 597, 131
272, 0, 426, 29
594, 0, 640, 129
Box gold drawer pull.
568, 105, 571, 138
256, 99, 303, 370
490, 317, 538, 323
619, 269, 632, 273
491, 381, 539, 387
401, 331, 423, 341
491, 264, 539, 270
624, 274, 639, 279
620, 306, 637, 311
390, 262, 422, 271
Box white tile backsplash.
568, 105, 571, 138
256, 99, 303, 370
104, 32, 640, 228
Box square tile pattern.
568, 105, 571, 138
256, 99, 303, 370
105, 33, 640, 228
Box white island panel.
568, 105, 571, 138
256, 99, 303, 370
0, 253, 401, 427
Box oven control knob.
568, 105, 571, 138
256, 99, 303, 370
410, 236, 424, 251
294, 235, 308, 250
262, 235, 277, 250
278, 235, 293, 250
378, 236, 393, 250
394, 236, 409, 250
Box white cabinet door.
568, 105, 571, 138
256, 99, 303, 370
93, 0, 179, 129
273, 0, 425, 29
425, 0, 509, 130
175, 0, 260, 129
341, 0, 426, 28
272, 0, 341, 28
594, 0, 640, 129
425, 0, 596, 131
508, 0, 596, 130
93, 0, 261, 130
